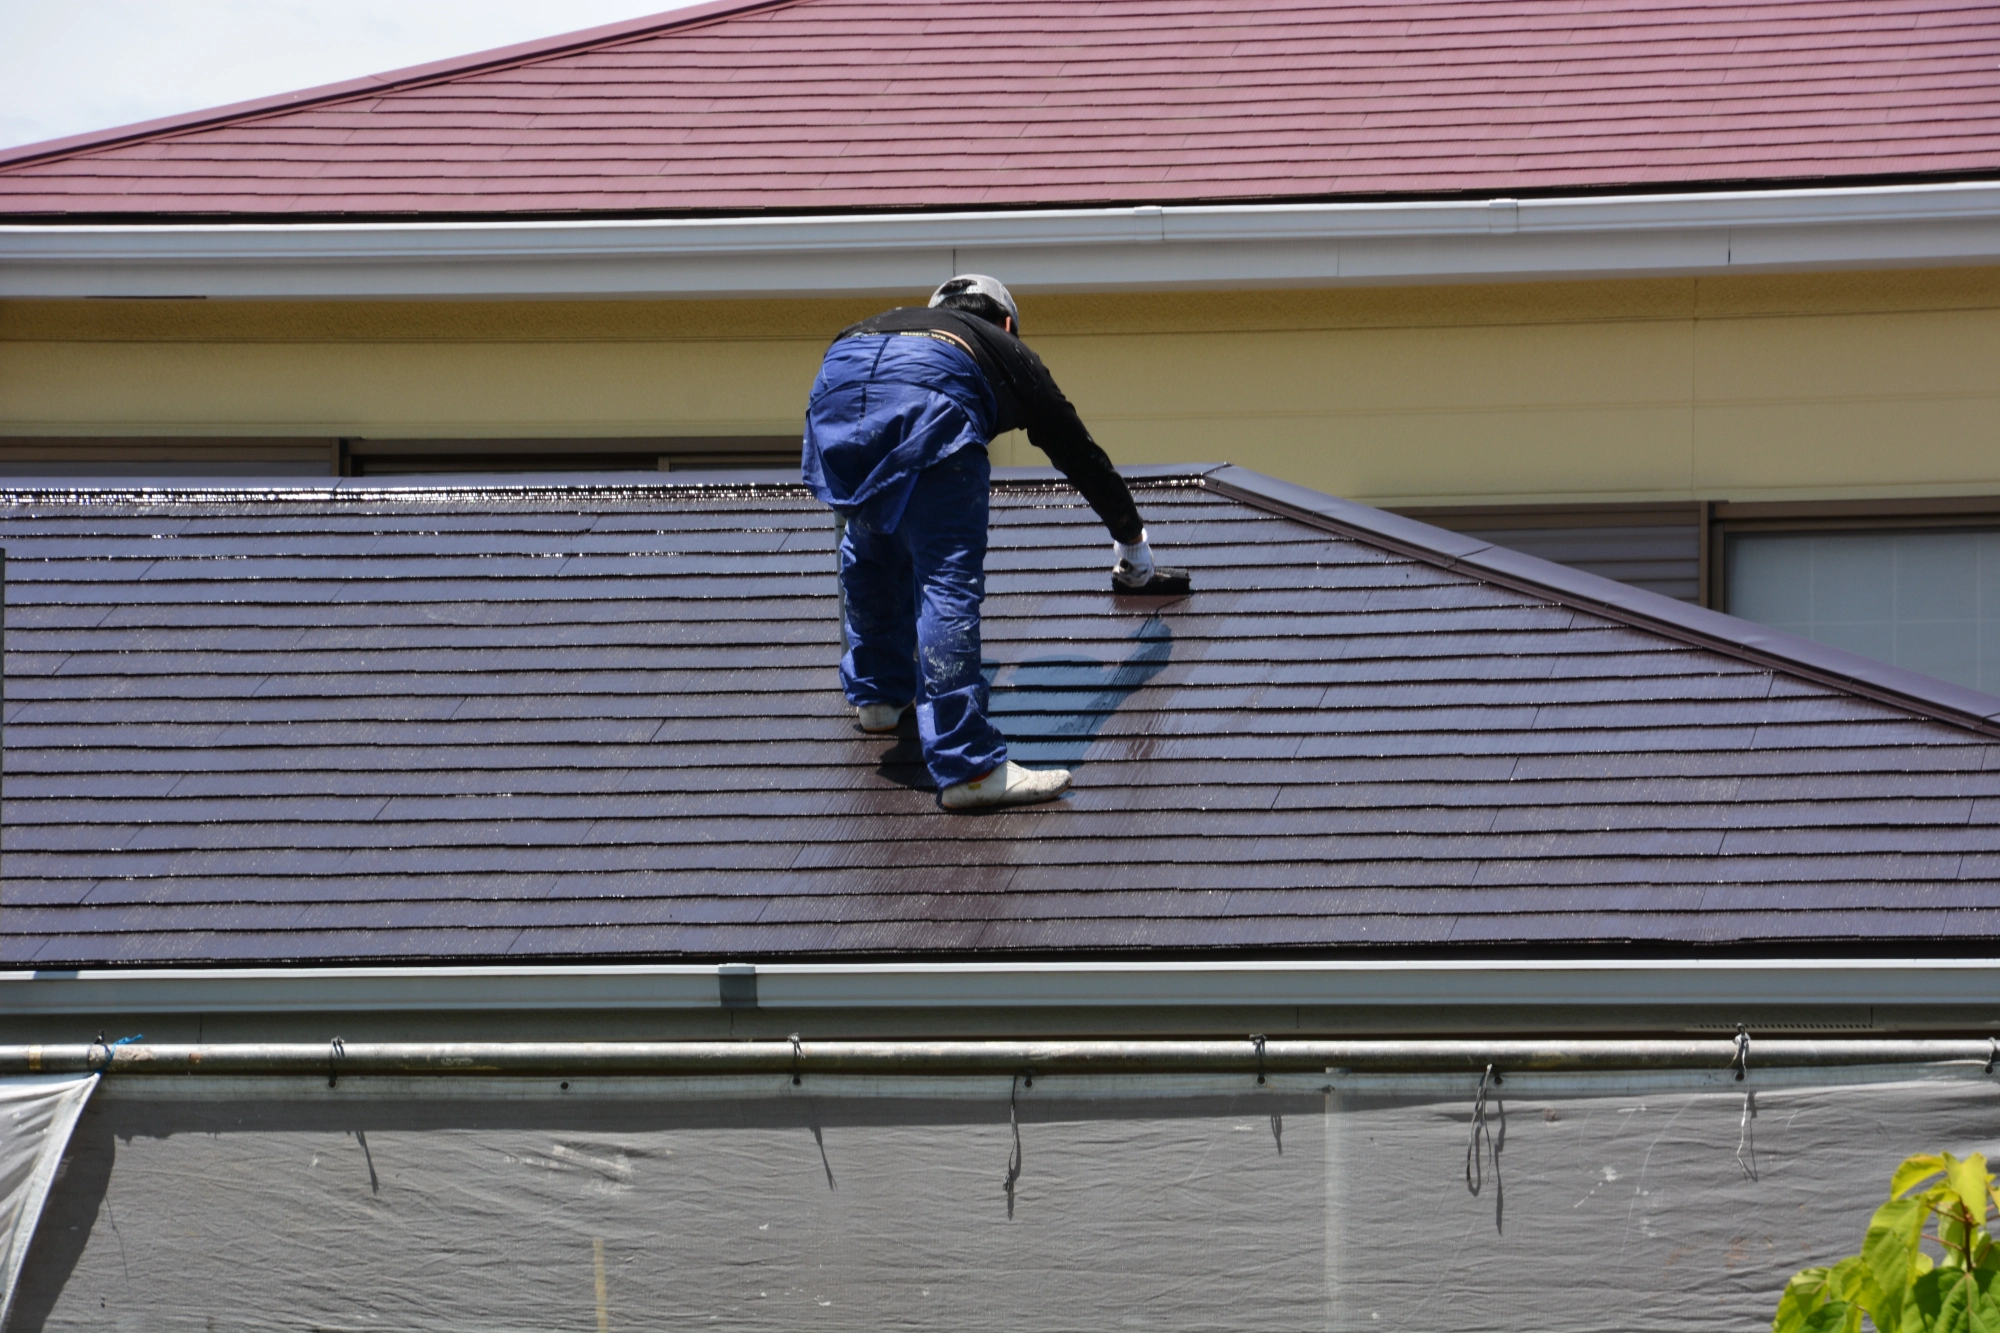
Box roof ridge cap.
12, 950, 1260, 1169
0, 466, 1224, 499
0, 0, 808, 173
0, 473, 817, 502
1205, 464, 2000, 740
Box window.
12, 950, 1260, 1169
1725, 527, 2000, 693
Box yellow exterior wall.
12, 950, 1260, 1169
3, 267, 1998, 506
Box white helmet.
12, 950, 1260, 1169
928, 274, 1019, 330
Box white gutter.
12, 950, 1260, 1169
2, 180, 1998, 299
3, 959, 1996, 1014
7, 1037, 1989, 1077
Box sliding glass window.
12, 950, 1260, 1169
1726, 528, 2000, 693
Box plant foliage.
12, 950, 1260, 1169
1775, 1152, 2000, 1333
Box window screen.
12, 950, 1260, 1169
1726, 529, 2000, 692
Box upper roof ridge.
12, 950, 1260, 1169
6, 0, 1997, 217
0, 0, 804, 172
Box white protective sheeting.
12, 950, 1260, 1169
10, 1066, 2000, 1332
0, 1075, 97, 1333
1325, 1065, 2000, 1332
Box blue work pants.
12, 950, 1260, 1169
839, 446, 1008, 789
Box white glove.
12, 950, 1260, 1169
1112, 530, 1155, 588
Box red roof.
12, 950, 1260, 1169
4, 0, 1999, 219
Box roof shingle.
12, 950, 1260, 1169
4, 0, 1999, 217
4, 467, 2000, 965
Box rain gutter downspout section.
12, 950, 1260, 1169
3, 1039, 1997, 1077
2, 180, 1998, 298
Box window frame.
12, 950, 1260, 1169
1707, 496, 2000, 613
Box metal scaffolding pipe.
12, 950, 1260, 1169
4, 1038, 1996, 1078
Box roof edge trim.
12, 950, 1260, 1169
6, 182, 1999, 298
1205, 466, 2000, 739
0, 465, 1208, 505
0, 0, 799, 172
6, 958, 1999, 1015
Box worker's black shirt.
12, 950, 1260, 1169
833, 306, 1145, 544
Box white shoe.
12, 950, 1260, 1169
856, 702, 911, 733
941, 761, 1072, 810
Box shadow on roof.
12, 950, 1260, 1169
862, 616, 1174, 796
998, 615, 1174, 767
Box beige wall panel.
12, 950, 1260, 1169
1034, 320, 1694, 503
1174, 409, 1693, 504
998, 404, 1693, 503
1695, 307, 2000, 403
1041, 320, 1691, 417
1, 339, 824, 438
4, 268, 1999, 505
1693, 397, 2000, 496
1692, 307, 2000, 499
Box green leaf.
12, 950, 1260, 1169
1938, 1267, 1977, 1333
1912, 1268, 1954, 1333
1966, 1269, 2000, 1333
1868, 1198, 1931, 1331
1898, 1156, 1951, 1199
1799, 1301, 1854, 1333
1830, 1255, 1876, 1311
1952, 1155, 1993, 1231
1800, 1296, 1856, 1328
1777, 1269, 1834, 1333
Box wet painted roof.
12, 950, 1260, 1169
5, 465, 2000, 967
4, 0, 1999, 217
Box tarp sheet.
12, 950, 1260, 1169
10, 1066, 2000, 1331
0, 1076, 96, 1333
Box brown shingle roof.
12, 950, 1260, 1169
4, 466, 1998, 966
5, 0, 2000, 218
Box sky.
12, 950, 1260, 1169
0, 0, 708, 152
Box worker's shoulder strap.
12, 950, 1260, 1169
837, 306, 971, 339
887, 328, 978, 359
835, 306, 1011, 376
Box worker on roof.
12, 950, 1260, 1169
803, 274, 1159, 811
